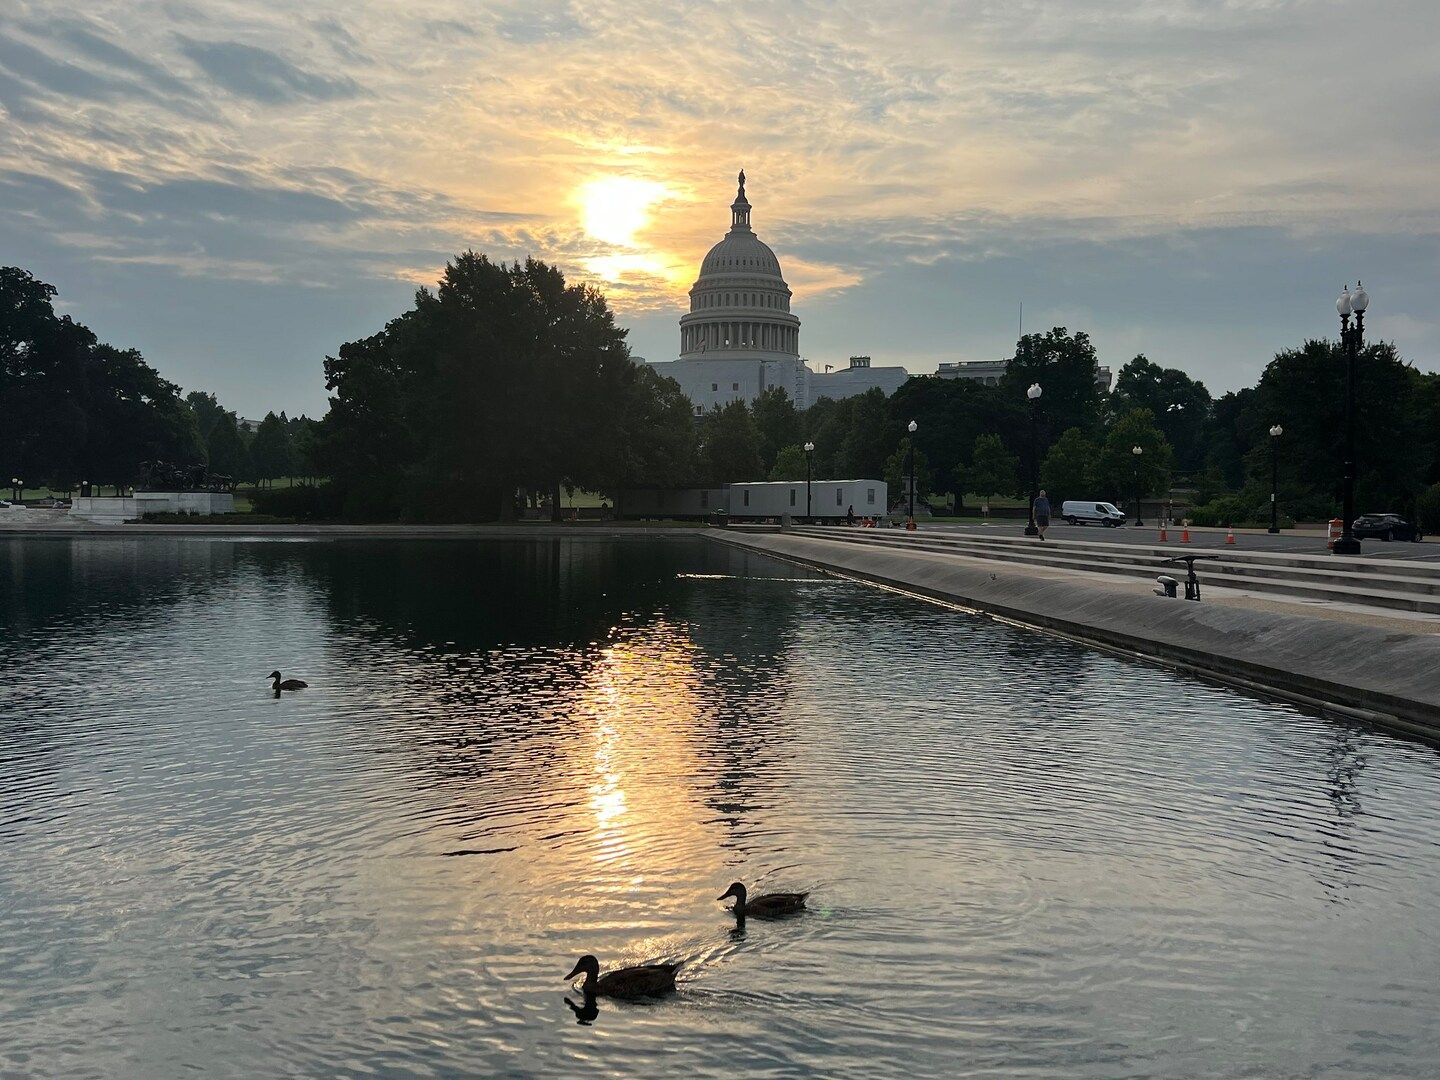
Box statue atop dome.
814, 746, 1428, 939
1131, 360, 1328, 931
731, 168, 751, 231
737, 169, 746, 198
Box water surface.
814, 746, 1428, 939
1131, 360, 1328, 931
2, 536, 1438, 1078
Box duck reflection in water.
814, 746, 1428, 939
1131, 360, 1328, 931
564, 992, 599, 1026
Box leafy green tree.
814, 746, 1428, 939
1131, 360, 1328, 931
700, 400, 763, 482
1111, 354, 1212, 473
319, 253, 676, 520
958, 433, 1018, 504
185, 392, 229, 445
751, 386, 800, 474
803, 388, 892, 481
250, 411, 297, 485
888, 377, 1019, 504
205, 413, 250, 483
769, 444, 810, 481
1095, 408, 1173, 505
885, 442, 932, 505
0, 266, 201, 489
1039, 427, 1098, 504
1001, 328, 1103, 446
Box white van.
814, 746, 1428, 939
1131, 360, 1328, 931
1061, 500, 1126, 527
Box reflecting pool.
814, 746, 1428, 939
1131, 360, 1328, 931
2, 536, 1439, 1078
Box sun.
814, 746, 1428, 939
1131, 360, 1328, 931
576, 176, 668, 247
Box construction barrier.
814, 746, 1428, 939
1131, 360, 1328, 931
1327, 518, 1344, 550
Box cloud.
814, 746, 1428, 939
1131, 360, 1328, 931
175, 36, 361, 103
0, 0, 1436, 417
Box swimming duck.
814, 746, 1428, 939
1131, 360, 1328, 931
268, 671, 308, 692
718, 881, 808, 920
564, 954, 680, 998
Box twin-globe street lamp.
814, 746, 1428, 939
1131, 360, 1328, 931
1333, 282, 1369, 555
1024, 383, 1042, 536
1131, 446, 1144, 526
1268, 425, 1284, 534
906, 419, 918, 521
803, 441, 815, 520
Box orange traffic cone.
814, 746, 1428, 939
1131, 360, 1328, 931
1158, 524, 1169, 542
1181, 525, 1190, 543
1225, 525, 1237, 546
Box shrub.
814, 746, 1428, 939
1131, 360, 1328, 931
1188, 495, 1293, 530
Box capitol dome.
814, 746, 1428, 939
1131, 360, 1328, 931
679, 171, 800, 361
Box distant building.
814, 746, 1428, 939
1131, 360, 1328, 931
936, 358, 1113, 392
645, 173, 908, 413
809, 356, 910, 402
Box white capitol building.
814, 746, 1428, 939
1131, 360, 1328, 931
644, 172, 909, 413
644, 173, 1110, 411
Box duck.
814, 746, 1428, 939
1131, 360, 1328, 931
718, 881, 808, 920
564, 954, 680, 999
268, 671, 308, 692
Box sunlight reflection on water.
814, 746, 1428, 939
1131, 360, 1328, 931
1, 536, 1438, 1078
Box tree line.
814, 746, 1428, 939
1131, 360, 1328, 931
7, 256, 1438, 528
1, 266, 316, 493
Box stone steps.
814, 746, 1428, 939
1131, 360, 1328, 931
786, 527, 1440, 615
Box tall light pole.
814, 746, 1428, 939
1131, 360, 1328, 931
803, 441, 815, 520
1131, 446, 1144, 526
1333, 282, 1368, 555
906, 420, 918, 521
1024, 383, 1043, 536
1268, 424, 1284, 534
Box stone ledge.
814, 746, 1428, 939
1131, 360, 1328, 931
709, 530, 1440, 742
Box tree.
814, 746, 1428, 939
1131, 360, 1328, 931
1001, 327, 1103, 447
185, 391, 228, 445
1111, 354, 1212, 473
319, 253, 681, 520
0, 266, 201, 489
1095, 408, 1173, 505
888, 376, 1019, 504
751, 387, 800, 474
958, 433, 1018, 504
1040, 427, 1098, 504
769, 444, 809, 481
205, 413, 250, 483
885, 442, 932, 506
699, 400, 763, 482
250, 411, 297, 485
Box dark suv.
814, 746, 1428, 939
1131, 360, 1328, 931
1351, 513, 1420, 542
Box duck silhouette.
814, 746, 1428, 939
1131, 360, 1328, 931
718, 881, 809, 921
564, 954, 680, 999
268, 671, 308, 693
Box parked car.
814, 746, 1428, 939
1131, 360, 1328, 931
1061, 500, 1126, 527
1351, 513, 1420, 542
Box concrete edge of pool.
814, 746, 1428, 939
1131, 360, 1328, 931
708, 529, 1440, 743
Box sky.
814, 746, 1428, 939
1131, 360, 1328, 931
1, 0, 1437, 418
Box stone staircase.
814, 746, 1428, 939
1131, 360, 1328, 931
785, 526, 1440, 615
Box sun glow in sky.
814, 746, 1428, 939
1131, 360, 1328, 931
576, 176, 669, 248
1, 0, 1437, 415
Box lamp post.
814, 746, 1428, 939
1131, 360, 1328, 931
803, 441, 815, 521
1024, 383, 1043, 536
1333, 282, 1368, 555
1131, 446, 1144, 526
1268, 425, 1284, 534
906, 420, 918, 522
10, 477, 21, 503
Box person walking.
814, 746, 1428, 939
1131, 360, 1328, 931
1033, 489, 1051, 541
846, 504, 855, 526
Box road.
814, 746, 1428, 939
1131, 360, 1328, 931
920, 520, 1440, 562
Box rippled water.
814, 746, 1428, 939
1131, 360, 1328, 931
2, 536, 1439, 1078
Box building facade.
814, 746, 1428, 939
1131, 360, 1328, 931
936, 358, 1113, 392
646, 173, 908, 413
